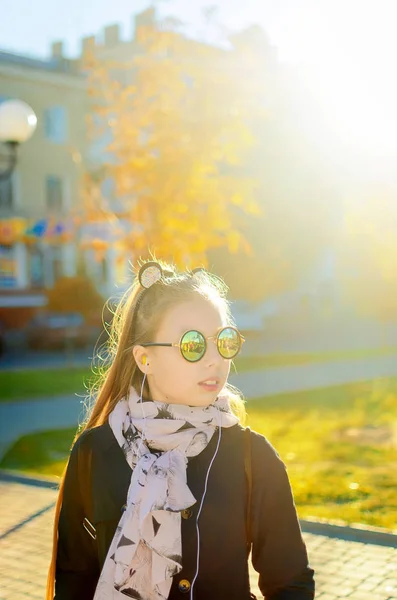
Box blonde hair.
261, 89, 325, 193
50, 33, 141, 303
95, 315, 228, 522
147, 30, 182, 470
46, 259, 245, 599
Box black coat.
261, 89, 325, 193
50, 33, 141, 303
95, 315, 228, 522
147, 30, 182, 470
55, 422, 315, 600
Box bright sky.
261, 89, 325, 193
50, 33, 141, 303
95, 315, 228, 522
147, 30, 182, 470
1, 0, 397, 163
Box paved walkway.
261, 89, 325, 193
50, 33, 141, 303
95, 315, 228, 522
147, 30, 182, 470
229, 354, 397, 398
0, 479, 396, 599
0, 349, 92, 372
0, 395, 84, 459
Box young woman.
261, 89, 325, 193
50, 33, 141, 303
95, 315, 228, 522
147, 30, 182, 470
47, 260, 315, 600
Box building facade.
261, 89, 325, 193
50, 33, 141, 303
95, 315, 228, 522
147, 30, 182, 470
0, 48, 86, 317
0, 12, 156, 314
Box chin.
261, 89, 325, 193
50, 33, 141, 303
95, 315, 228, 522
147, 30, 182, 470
189, 395, 217, 407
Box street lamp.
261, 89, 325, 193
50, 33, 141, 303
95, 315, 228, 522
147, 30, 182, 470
0, 99, 37, 181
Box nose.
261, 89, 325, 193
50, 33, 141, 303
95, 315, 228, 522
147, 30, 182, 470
203, 338, 222, 367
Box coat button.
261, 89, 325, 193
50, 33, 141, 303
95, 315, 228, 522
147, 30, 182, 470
181, 507, 193, 520
178, 579, 191, 593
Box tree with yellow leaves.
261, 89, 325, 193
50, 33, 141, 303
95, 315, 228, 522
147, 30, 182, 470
82, 9, 263, 269
338, 185, 397, 339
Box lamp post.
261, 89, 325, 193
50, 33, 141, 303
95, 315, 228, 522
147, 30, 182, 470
0, 99, 37, 181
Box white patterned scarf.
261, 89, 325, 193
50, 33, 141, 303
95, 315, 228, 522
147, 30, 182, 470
93, 386, 239, 600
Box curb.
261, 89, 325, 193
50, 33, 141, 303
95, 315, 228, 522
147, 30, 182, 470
0, 469, 60, 490
1, 470, 397, 548
300, 518, 397, 548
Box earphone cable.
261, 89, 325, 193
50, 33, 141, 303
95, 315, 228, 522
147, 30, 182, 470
190, 412, 222, 600
138, 368, 148, 452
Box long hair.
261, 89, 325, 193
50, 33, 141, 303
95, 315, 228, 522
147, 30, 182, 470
46, 259, 245, 599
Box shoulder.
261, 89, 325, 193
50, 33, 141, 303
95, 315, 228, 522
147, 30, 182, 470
249, 428, 283, 462
245, 427, 287, 484
229, 424, 285, 472
71, 422, 111, 458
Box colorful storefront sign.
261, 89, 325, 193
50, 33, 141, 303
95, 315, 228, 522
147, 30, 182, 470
0, 218, 27, 245
0, 217, 74, 245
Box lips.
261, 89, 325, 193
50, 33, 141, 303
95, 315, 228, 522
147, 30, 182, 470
198, 378, 221, 392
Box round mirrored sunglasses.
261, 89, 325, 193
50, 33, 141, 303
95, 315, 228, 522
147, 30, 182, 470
141, 326, 245, 363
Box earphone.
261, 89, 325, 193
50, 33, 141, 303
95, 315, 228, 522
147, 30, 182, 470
142, 355, 148, 366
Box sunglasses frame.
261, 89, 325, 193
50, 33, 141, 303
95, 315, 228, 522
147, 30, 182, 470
141, 325, 245, 363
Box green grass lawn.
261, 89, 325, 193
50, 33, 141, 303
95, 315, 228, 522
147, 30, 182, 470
0, 368, 95, 401
246, 377, 397, 531
1, 346, 397, 402
2, 377, 396, 531
0, 428, 78, 477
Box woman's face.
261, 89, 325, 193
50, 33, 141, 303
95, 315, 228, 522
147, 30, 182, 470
144, 297, 231, 407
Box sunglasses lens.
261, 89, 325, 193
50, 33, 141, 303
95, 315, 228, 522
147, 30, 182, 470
180, 330, 206, 362
217, 327, 242, 359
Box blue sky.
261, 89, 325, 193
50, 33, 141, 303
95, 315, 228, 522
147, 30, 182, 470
0, 0, 304, 61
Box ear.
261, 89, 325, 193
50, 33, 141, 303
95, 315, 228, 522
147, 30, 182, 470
133, 345, 153, 374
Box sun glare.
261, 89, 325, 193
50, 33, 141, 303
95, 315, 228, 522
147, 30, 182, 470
276, 1, 397, 160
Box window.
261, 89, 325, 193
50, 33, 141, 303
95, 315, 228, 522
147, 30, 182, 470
0, 92, 15, 207
0, 244, 16, 288
44, 106, 67, 143
52, 246, 63, 283
0, 177, 13, 211
28, 246, 44, 288
46, 175, 63, 212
